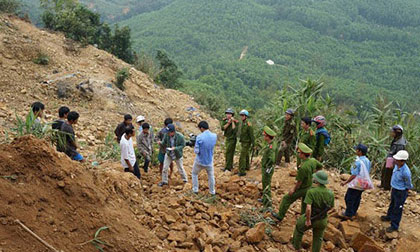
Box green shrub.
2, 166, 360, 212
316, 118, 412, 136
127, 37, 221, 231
0, 0, 20, 14
134, 52, 160, 80
96, 133, 120, 161
115, 68, 130, 90
155, 50, 183, 89
32, 52, 50, 65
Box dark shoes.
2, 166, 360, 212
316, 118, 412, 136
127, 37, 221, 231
381, 216, 391, 222
271, 212, 283, 222
238, 173, 246, 177
257, 198, 263, 203
158, 182, 168, 187
386, 226, 398, 233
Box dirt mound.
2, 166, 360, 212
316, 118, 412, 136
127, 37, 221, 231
0, 135, 164, 251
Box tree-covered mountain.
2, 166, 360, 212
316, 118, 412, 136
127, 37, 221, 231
119, 0, 420, 112
20, 0, 173, 24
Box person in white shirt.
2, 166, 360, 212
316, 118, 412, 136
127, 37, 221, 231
120, 127, 140, 179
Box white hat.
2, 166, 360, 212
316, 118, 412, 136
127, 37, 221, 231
136, 115, 145, 123
393, 150, 409, 161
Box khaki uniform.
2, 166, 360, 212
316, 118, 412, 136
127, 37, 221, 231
239, 120, 254, 175
277, 119, 296, 165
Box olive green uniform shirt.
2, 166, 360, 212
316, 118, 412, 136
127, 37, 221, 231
282, 119, 296, 144
239, 120, 254, 144
221, 119, 238, 140
296, 158, 323, 190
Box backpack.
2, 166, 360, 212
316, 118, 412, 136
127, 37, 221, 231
316, 128, 331, 146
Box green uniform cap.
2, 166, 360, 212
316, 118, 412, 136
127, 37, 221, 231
298, 142, 312, 154
313, 170, 329, 185
263, 126, 277, 137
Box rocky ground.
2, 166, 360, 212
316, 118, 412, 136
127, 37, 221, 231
0, 15, 420, 252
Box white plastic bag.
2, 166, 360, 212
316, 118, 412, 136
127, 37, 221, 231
348, 157, 374, 191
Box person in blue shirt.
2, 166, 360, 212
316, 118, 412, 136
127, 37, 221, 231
192, 121, 218, 195
381, 150, 413, 232
340, 144, 371, 219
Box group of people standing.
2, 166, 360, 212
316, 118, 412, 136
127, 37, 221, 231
220, 108, 413, 252
29, 101, 414, 252
114, 114, 218, 196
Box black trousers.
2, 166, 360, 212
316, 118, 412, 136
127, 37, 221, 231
124, 161, 141, 179
344, 188, 363, 217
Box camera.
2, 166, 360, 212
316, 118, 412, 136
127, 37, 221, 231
186, 133, 197, 147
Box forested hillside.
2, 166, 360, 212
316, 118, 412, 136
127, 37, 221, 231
16, 0, 420, 112
120, 0, 420, 112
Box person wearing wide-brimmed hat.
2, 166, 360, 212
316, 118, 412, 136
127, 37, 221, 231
291, 170, 334, 252
272, 143, 323, 222
381, 150, 413, 233
259, 126, 278, 210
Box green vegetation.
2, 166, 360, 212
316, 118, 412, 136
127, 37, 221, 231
254, 79, 420, 191
0, 0, 20, 13
115, 68, 130, 90
32, 52, 50, 65
79, 226, 109, 252
40, 0, 135, 63
96, 132, 120, 161
155, 50, 182, 89
119, 0, 420, 112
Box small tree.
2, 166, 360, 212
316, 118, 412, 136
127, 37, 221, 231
155, 50, 183, 89
111, 25, 134, 64
115, 68, 130, 90
0, 0, 21, 14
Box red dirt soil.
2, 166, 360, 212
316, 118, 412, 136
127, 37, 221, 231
0, 136, 164, 252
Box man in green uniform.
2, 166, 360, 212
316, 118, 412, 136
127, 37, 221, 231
297, 117, 316, 168
221, 108, 238, 171
238, 109, 254, 176
272, 143, 323, 222
277, 109, 296, 166
260, 126, 277, 210
291, 170, 334, 252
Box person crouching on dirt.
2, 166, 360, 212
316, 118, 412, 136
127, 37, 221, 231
158, 124, 188, 187
114, 114, 133, 144
340, 144, 371, 219
61, 111, 84, 162
312, 115, 330, 162
221, 108, 238, 172
137, 123, 153, 173
381, 150, 413, 233
380, 125, 407, 190
277, 109, 296, 167
259, 126, 277, 211
272, 143, 322, 222
192, 121, 218, 195
290, 170, 334, 252
156, 118, 174, 178
238, 110, 254, 176
30, 101, 45, 132
120, 126, 141, 179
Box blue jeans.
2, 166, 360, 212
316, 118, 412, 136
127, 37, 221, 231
386, 188, 408, 230
344, 188, 363, 217
124, 161, 141, 179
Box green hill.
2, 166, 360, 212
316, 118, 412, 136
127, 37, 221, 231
120, 0, 420, 111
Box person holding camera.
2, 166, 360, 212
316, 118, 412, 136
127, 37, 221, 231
221, 108, 238, 172
158, 124, 188, 186
192, 121, 218, 195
